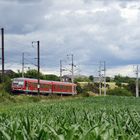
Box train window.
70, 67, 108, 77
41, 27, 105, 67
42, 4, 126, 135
41, 84, 47, 88
63, 86, 66, 90
44, 84, 50, 89
69, 86, 71, 90
40, 84, 43, 88
66, 86, 69, 90
57, 85, 60, 90
13, 80, 24, 87
12, 81, 18, 86
60, 85, 63, 90
35, 83, 37, 87
55, 85, 58, 90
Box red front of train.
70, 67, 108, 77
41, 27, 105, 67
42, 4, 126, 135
12, 78, 77, 95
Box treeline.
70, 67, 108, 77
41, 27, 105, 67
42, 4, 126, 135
0, 69, 60, 94
0, 70, 138, 97
0, 69, 60, 83
76, 74, 138, 97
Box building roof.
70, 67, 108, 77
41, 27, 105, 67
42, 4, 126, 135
0, 69, 15, 74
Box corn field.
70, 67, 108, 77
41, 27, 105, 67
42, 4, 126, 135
0, 96, 140, 140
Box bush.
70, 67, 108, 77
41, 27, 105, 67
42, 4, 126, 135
115, 81, 122, 87
82, 92, 90, 97
0, 77, 12, 94
76, 83, 84, 94
76, 82, 100, 95
107, 88, 133, 96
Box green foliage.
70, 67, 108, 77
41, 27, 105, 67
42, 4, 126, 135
106, 77, 111, 82
13, 71, 22, 78
24, 69, 60, 81
114, 74, 135, 83
81, 92, 90, 97
0, 76, 12, 94
4, 77, 12, 93
76, 84, 90, 97
76, 82, 99, 95
25, 69, 45, 79
123, 80, 140, 96
74, 77, 90, 83
45, 74, 60, 81
76, 83, 84, 94
107, 88, 133, 96
1, 97, 140, 139
83, 83, 99, 93
115, 81, 122, 87
89, 75, 94, 82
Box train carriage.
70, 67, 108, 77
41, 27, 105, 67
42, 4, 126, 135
12, 78, 77, 95
52, 81, 76, 95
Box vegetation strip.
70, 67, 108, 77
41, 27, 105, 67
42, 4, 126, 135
0, 96, 140, 139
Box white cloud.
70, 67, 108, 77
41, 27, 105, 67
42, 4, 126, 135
1, 0, 140, 76
107, 65, 135, 77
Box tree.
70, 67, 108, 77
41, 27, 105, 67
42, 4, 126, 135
89, 75, 94, 82
45, 74, 60, 81
107, 88, 133, 96
74, 77, 90, 83
106, 77, 111, 82
115, 81, 122, 87
0, 76, 12, 93
76, 83, 84, 94
25, 69, 45, 79
114, 75, 135, 83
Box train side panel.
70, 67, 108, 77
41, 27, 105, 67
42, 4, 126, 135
24, 80, 52, 94
12, 78, 77, 95
52, 82, 77, 95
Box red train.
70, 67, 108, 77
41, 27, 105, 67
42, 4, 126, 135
12, 78, 77, 95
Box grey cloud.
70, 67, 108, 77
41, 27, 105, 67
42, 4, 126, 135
0, 0, 52, 34
1, 0, 140, 75
0, 0, 43, 4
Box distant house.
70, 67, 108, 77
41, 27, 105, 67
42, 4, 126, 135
0, 69, 15, 76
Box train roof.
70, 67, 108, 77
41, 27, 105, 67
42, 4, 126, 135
13, 77, 76, 85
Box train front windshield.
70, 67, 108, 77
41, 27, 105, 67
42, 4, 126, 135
12, 79, 24, 87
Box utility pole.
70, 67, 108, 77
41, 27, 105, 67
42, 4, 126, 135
67, 54, 74, 83
103, 61, 106, 96
32, 41, 40, 96
60, 60, 66, 82
135, 65, 139, 97
37, 41, 40, 96
1, 28, 4, 83
22, 52, 24, 78
67, 54, 75, 95
98, 61, 107, 96
99, 61, 102, 96
71, 54, 74, 83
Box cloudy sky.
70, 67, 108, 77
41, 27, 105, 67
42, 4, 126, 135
1, 0, 140, 77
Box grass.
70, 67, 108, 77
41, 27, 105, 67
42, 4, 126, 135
0, 96, 140, 139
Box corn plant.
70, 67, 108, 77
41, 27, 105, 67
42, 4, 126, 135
0, 96, 140, 139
